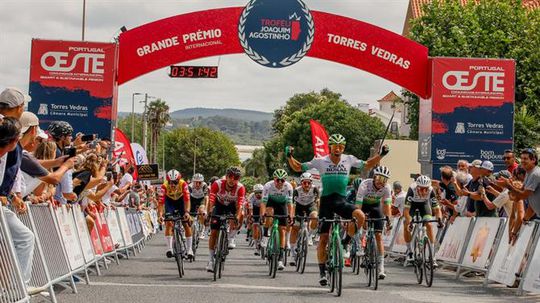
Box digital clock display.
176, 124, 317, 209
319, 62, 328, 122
169, 66, 218, 78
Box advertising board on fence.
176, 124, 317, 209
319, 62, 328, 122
436, 217, 473, 263
116, 207, 134, 246
523, 231, 540, 294
28, 39, 118, 139
73, 206, 95, 263
488, 223, 534, 286
55, 206, 85, 270
461, 218, 502, 270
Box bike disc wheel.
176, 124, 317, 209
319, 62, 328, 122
414, 239, 423, 284
271, 233, 279, 278
174, 229, 184, 278
300, 232, 308, 274
370, 237, 379, 290
424, 238, 434, 287
335, 239, 343, 296
295, 236, 302, 272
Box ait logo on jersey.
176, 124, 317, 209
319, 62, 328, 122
238, 0, 314, 68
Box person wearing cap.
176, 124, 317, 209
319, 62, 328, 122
16, 112, 76, 197
391, 181, 406, 216
0, 87, 31, 120
463, 160, 497, 217
437, 166, 460, 221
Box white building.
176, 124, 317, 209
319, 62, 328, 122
358, 91, 411, 138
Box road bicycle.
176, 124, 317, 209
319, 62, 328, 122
361, 217, 388, 290
321, 214, 353, 297
264, 214, 289, 278
164, 211, 191, 278
211, 214, 237, 281
409, 210, 440, 287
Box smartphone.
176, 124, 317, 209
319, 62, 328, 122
106, 171, 113, 181
81, 134, 96, 142
63, 147, 77, 158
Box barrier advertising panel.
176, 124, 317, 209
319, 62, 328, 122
523, 230, 540, 294
436, 217, 473, 263
28, 39, 118, 139
55, 206, 85, 270
488, 223, 534, 286
461, 218, 502, 270
73, 206, 95, 263
116, 207, 134, 246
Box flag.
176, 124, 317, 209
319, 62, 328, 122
310, 120, 329, 158
113, 128, 137, 178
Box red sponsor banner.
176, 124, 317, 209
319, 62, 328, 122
96, 211, 115, 253
113, 128, 138, 177
117, 8, 429, 97
310, 120, 329, 158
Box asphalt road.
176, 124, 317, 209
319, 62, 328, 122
51, 232, 539, 303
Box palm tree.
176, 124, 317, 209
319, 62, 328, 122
243, 148, 268, 178
147, 99, 170, 163
514, 105, 540, 150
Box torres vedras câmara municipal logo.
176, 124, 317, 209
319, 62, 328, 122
238, 0, 314, 68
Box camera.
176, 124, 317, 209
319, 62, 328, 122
81, 134, 96, 142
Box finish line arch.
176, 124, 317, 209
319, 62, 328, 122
117, 7, 429, 98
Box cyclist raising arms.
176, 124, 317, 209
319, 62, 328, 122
160, 169, 193, 259
403, 175, 443, 266
290, 172, 319, 266
260, 169, 294, 271
189, 173, 209, 239
355, 166, 393, 279
206, 167, 245, 272
287, 134, 389, 286
247, 184, 264, 255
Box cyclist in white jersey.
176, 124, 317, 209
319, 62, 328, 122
287, 134, 389, 286
189, 173, 209, 239
355, 166, 393, 279
290, 172, 320, 266
260, 169, 294, 271
247, 184, 264, 255
403, 175, 443, 265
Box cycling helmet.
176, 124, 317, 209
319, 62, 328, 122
352, 177, 362, 190
416, 175, 431, 188
300, 172, 312, 182
166, 169, 181, 182
192, 173, 204, 182
48, 121, 73, 139
373, 166, 391, 178
273, 169, 288, 179
226, 166, 242, 178
253, 184, 264, 192
328, 134, 346, 145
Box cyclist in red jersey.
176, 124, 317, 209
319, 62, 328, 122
206, 167, 245, 272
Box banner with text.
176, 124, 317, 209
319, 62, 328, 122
28, 39, 118, 139
421, 58, 515, 165
309, 119, 329, 158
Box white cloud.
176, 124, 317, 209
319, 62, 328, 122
0, 0, 410, 114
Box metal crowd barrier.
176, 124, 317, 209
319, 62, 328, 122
0, 207, 30, 303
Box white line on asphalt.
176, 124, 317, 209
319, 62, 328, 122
89, 281, 336, 293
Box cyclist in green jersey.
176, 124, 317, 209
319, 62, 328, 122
287, 134, 390, 286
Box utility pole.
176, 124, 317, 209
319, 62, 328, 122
82, 0, 86, 41
193, 138, 197, 176
131, 92, 142, 142
140, 94, 148, 153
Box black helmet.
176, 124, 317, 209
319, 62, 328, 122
48, 121, 73, 139
226, 166, 242, 178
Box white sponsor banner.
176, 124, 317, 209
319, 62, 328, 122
436, 217, 473, 263
139, 212, 150, 237
116, 208, 134, 246
55, 206, 85, 270
72, 206, 95, 263
391, 220, 409, 254
461, 217, 502, 270
131, 143, 149, 165
383, 217, 400, 248
106, 208, 125, 248
523, 226, 540, 294
488, 222, 534, 286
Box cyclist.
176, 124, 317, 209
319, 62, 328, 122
247, 184, 264, 255
355, 166, 393, 279
206, 167, 245, 272
290, 172, 319, 266
403, 175, 443, 266
189, 173, 209, 239
160, 169, 193, 259
260, 169, 294, 271
287, 134, 389, 286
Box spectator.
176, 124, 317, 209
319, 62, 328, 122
32, 141, 59, 204
503, 149, 519, 175
437, 166, 459, 222
463, 160, 497, 217
505, 149, 540, 221
491, 170, 513, 217
391, 181, 406, 216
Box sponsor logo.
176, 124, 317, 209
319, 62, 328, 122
436, 149, 446, 160
37, 104, 49, 115
480, 150, 503, 161
455, 122, 465, 134
40, 51, 105, 74
442, 66, 505, 92
238, 0, 314, 68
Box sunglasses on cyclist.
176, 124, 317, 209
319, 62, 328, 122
169, 180, 179, 185
417, 186, 429, 192
374, 175, 388, 183
254, 191, 262, 195
301, 180, 312, 185
227, 174, 240, 180
275, 178, 286, 183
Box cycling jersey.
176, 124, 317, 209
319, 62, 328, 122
160, 180, 189, 203
293, 186, 319, 206
209, 179, 245, 207
189, 182, 208, 199
262, 180, 293, 204
248, 192, 263, 208
355, 179, 392, 206
404, 183, 439, 209
301, 155, 365, 197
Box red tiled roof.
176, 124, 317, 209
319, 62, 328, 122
411, 0, 539, 19
378, 91, 402, 103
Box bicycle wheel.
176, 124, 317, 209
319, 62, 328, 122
220, 232, 228, 277
362, 240, 371, 287
295, 234, 303, 272
413, 238, 423, 284
300, 231, 308, 274
334, 238, 343, 296
271, 232, 279, 278
369, 236, 379, 290
424, 237, 434, 287
174, 228, 184, 278
214, 230, 225, 281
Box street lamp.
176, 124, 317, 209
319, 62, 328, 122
131, 92, 143, 142
193, 138, 197, 176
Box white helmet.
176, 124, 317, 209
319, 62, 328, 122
253, 184, 264, 192
300, 172, 312, 182
192, 173, 204, 182
416, 175, 431, 188
166, 169, 181, 182
373, 166, 390, 178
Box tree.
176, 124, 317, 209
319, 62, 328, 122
405, 0, 540, 148
242, 148, 268, 178
514, 105, 540, 150
147, 99, 170, 163
117, 114, 144, 144
162, 127, 240, 179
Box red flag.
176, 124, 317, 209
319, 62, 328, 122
310, 120, 329, 158
113, 128, 137, 178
